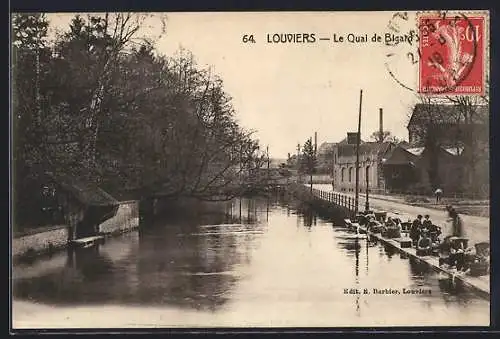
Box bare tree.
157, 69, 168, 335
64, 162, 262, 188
369, 130, 402, 143
301, 138, 317, 193
407, 95, 449, 190
408, 93, 489, 195
444, 95, 489, 194
77, 13, 168, 175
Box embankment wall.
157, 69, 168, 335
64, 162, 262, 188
13, 200, 139, 260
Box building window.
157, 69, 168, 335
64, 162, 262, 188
341, 168, 345, 182
348, 167, 353, 182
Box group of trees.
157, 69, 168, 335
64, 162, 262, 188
13, 13, 266, 226
284, 138, 319, 191
368, 130, 402, 143
287, 129, 402, 177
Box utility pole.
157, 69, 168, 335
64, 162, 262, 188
365, 160, 370, 212
309, 137, 313, 194
331, 150, 335, 192
296, 143, 301, 182
265, 145, 270, 219
266, 145, 270, 183
239, 142, 242, 222
355, 89, 363, 215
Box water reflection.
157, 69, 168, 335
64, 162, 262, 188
14, 197, 269, 311
354, 238, 361, 315
12, 194, 489, 326
383, 243, 397, 259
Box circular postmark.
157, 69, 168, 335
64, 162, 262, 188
384, 10, 484, 96
383, 11, 420, 92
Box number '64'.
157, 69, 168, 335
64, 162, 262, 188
242, 34, 256, 43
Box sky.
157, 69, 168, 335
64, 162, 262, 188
45, 11, 427, 158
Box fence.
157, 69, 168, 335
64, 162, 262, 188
291, 183, 357, 212
294, 173, 488, 201
303, 175, 333, 184
311, 188, 357, 211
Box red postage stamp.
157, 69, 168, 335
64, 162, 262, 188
418, 13, 485, 95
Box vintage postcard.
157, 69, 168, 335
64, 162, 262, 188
11, 10, 490, 329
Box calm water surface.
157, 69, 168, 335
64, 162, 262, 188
12, 195, 489, 327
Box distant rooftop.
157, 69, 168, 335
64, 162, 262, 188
337, 141, 393, 157
317, 142, 336, 154
406, 147, 425, 156
408, 103, 489, 128
443, 147, 465, 156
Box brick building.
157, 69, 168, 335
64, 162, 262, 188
331, 134, 395, 193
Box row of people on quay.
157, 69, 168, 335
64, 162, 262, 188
350, 206, 488, 276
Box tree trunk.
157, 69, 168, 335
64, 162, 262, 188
139, 197, 155, 227
428, 150, 439, 191
425, 128, 440, 191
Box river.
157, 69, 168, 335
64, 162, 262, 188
12, 194, 489, 328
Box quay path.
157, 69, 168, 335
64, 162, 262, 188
312, 184, 490, 247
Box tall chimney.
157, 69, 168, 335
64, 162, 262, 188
379, 108, 384, 142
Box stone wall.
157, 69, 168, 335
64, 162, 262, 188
12, 225, 68, 258
99, 200, 139, 235
13, 201, 139, 259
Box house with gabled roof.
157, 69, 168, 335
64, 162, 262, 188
382, 143, 466, 193
382, 146, 420, 191
46, 172, 119, 240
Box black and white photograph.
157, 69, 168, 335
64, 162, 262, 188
10, 10, 490, 328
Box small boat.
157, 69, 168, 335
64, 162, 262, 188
399, 221, 412, 237
343, 223, 367, 239
343, 233, 367, 240
367, 221, 384, 233
348, 222, 361, 232
416, 247, 432, 256
437, 272, 450, 280
71, 235, 105, 248
416, 233, 433, 256
382, 225, 401, 239
468, 242, 490, 276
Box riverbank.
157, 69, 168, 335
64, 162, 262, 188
302, 186, 490, 298
12, 201, 139, 263
312, 184, 490, 246
356, 223, 489, 298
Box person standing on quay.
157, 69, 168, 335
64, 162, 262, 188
434, 187, 443, 204
446, 205, 464, 238
410, 214, 423, 246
